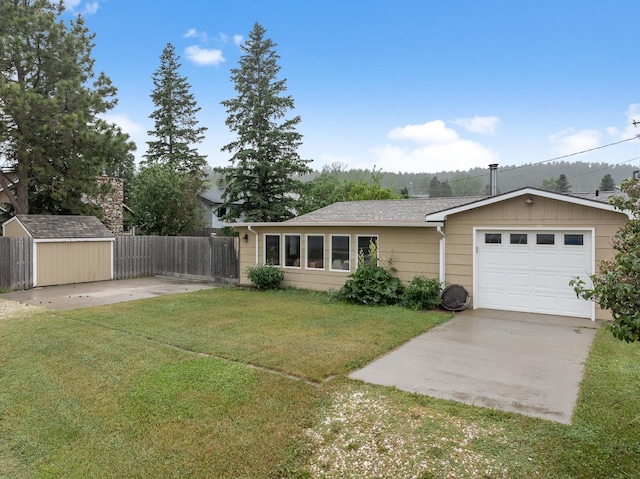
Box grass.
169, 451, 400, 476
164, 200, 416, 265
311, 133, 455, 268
1, 288, 639, 478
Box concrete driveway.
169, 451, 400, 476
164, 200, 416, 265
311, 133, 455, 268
349, 308, 599, 424
0, 277, 220, 311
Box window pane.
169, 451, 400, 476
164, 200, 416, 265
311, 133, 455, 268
564, 234, 584, 246
357, 236, 378, 266
284, 235, 301, 267
536, 233, 555, 245
331, 235, 350, 271
265, 235, 280, 265
510, 233, 527, 245
307, 235, 324, 269
485, 233, 502, 244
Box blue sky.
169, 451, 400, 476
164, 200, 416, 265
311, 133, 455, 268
64, 0, 640, 174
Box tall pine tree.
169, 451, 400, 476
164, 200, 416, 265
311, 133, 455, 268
143, 43, 207, 176
216, 22, 311, 222
0, 0, 135, 215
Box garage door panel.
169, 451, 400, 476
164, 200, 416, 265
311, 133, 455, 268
477, 230, 592, 318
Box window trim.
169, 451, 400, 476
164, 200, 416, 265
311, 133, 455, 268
305, 234, 325, 270
536, 233, 555, 245
283, 233, 302, 268
356, 234, 379, 268
264, 234, 281, 266
329, 234, 351, 272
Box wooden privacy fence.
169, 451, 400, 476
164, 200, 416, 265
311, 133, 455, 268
113, 235, 240, 283
0, 237, 33, 291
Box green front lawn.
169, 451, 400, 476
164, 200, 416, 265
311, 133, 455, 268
0, 288, 638, 478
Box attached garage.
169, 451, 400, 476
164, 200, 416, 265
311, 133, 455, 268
474, 228, 593, 318
2, 215, 114, 287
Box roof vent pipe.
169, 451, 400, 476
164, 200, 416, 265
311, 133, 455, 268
489, 163, 498, 196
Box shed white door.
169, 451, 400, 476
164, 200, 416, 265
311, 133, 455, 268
476, 230, 592, 318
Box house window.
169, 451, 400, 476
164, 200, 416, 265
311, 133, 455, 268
564, 234, 584, 246
306, 235, 324, 269
357, 235, 378, 267
284, 234, 301, 267
536, 233, 555, 245
330, 235, 350, 271
484, 233, 502, 244
265, 235, 280, 265
216, 207, 227, 218
510, 233, 528, 245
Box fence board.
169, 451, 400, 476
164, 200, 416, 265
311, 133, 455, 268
0, 237, 33, 291
113, 235, 239, 283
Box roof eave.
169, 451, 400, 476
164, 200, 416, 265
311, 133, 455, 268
231, 221, 442, 228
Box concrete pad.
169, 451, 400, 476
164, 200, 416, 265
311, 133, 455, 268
349, 308, 599, 423
0, 277, 220, 311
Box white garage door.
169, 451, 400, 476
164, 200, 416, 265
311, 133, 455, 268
476, 230, 593, 318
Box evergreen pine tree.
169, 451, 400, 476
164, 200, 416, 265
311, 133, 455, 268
0, 0, 135, 215
555, 174, 571, 192
144, 43, 207, 177
216, 22, 311, 222
599, 173, 615, 191
134, 43, 208, 235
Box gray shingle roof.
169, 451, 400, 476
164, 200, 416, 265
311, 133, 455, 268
286, 196, 485, 224
15, 215, 114, 239
284, 188, 620, 225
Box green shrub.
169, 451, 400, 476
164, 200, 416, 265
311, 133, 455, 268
337, 239, 404, 306
338, 264, 404, 306
402, 275, 442, 310
246, 264, 284, 290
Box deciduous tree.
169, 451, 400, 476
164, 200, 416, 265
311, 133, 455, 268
0, 0, 134, 215
216, 22, 311, 222
571, 176, 640, 342
130, 164, 203, 235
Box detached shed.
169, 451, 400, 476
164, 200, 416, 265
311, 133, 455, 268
2, 215, 114, 287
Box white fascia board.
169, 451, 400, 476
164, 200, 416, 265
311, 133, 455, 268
425, 187, 632, 222
232, 221, 443, 228
34, 237, 116, 243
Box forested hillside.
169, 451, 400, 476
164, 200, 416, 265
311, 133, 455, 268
301, 161, 639, 197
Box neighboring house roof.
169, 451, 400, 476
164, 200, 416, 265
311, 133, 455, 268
8, 215, 114, 239
199, 186, 242, 206
232, 187, 630, 228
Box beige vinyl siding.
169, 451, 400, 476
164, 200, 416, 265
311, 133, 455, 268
36, 241, 112, 286
444, 195, 627, 320
3, 220, 30, 238
236, 225, 441, 291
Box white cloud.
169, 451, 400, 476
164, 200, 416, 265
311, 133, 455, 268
184, 45, 225, 66
101, 113, 144, 136
63, 0, 82, 9
61, 0, 99, 15
372, 120, 498, 173
233, 35, 244, 46
452, 115, 500, 135
184, 28, 208, 43
389, 120, 458, 143
607, 103, 640, 140
549, 128, 601, 156
83, 1, 99, 14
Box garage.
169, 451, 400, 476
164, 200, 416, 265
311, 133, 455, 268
475, 228, 593, 318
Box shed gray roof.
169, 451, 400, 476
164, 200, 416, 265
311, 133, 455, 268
14, 215, 114, 239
